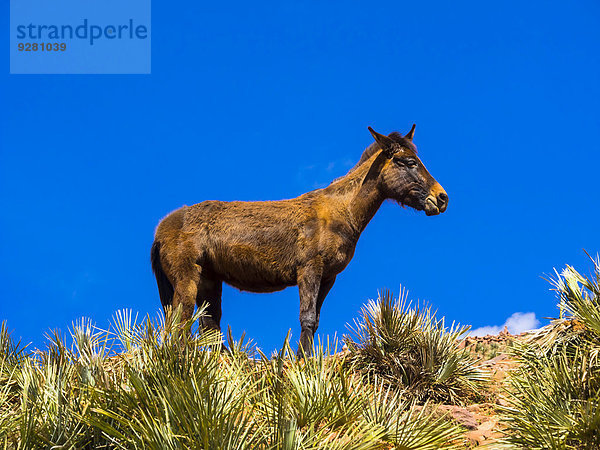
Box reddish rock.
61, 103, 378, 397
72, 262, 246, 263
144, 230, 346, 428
438, 405, 478, 430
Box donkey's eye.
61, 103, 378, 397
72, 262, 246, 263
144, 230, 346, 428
394, 158, 417, 168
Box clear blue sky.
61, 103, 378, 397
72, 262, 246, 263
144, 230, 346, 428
1, 1, 599, 351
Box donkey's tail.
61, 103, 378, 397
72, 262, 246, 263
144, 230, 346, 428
151, 241, 174, 311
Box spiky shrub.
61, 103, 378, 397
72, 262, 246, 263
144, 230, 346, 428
83, 308, 264, 449
344, 290, 487, 404
253, 336, 464, 449
0, 322, 27, 446
1, 306, 466, 449
12, 320, 113, 448
502, 255, 600, 447
253, 337, 382, 449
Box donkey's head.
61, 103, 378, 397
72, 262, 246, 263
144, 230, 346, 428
368, 126, 448, 216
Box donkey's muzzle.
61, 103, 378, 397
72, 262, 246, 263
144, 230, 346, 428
424, 184, 448, 216
437, 192, 448, 212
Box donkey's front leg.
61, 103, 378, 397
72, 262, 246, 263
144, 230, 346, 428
297, 266, 322, 358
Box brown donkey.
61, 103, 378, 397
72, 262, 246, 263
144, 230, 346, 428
151, 126, 448, 356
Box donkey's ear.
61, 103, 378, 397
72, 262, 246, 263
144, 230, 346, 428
405, 124, 416, 141
368, 127, 395, 157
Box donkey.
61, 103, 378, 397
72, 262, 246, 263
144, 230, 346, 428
151, 126, 448, 356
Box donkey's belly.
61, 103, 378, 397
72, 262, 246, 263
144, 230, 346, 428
207, 246, 298, 293
218, 268, 296, 293
223, 278, 294, 293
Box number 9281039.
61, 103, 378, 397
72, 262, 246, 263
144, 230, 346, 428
18, 43, 67, 51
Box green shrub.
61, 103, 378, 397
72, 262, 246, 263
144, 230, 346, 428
0, 305, 466, 449
0, 322, 27, 446
344, 290, 487, 404
501, 254, 600, 447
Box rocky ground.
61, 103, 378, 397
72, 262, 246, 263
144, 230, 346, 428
449, 328, 524, 447
444, 354, 513, 446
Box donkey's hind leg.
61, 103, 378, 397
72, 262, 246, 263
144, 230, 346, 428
171, 255, 201, 322
196, 274, 223, 332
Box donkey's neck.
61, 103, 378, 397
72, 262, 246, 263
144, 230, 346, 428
324, 152, 386, 234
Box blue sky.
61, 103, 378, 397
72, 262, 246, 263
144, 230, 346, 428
1, 1, 599, 352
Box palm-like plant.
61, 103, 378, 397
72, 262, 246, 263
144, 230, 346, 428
253, 336, 385, 449
15, 319, 113, 449
502, 254, 600, 447
361, 378, 464, 449
344, 289, 487, 404
1, 301, 469, 448
0, 322, 27, 446
253, 335, 463, 449
84, 306, 263, 449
